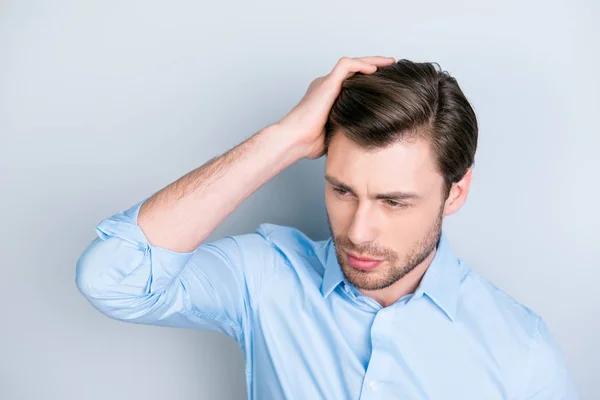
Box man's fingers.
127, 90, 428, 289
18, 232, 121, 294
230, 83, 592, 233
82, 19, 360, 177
329, 56, 393, 82
355, 56, 396, 66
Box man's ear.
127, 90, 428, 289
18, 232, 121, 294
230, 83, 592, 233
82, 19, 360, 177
443, 167, 473, 217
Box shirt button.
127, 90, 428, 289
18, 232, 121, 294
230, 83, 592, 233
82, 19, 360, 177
369, 381, 378, 391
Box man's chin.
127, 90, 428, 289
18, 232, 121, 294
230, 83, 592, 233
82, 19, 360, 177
342, 267, 392, 291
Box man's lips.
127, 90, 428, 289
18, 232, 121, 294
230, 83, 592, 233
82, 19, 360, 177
346, 252, 384, 270
345, 251, 382, 262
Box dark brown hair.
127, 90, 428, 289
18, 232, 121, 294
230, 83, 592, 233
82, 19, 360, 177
324, 59, 478, 199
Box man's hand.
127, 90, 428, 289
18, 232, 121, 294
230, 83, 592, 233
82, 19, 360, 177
276, 56, 396, 160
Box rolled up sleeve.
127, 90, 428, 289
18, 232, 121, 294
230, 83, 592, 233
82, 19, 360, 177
75, 197, 282, 344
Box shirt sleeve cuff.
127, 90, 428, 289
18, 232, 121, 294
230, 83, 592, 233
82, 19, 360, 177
91, 196, 197, 293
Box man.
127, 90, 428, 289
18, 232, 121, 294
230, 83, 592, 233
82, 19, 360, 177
76, 56, 578, 399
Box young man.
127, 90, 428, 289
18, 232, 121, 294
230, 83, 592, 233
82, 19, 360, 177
76, 56, 578, 399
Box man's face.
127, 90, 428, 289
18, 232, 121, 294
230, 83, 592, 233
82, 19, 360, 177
324, 132, 448, 291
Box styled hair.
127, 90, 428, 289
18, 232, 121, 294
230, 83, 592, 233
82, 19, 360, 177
324, 59, 478, 199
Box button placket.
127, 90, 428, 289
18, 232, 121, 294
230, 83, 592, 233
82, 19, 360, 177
359, 307, 389, 397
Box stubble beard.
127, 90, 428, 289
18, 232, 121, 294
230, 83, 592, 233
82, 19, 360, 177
328, 205, 444, 291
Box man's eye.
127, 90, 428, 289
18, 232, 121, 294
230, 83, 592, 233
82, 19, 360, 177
385, 200, 407, 209
334, 189, 407, 209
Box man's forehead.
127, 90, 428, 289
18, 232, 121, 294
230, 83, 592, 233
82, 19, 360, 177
326, 134, 438, 180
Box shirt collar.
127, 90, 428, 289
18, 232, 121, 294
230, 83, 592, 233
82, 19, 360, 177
319, 237, 345, 299
319, 230, 463, 321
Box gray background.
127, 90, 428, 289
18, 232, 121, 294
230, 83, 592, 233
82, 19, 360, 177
1, 0, 598, 399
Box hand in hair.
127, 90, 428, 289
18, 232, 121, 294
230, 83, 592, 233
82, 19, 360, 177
276, 56, 396, 160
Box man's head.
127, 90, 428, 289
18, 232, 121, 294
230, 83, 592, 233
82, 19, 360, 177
323, 59, 477, 292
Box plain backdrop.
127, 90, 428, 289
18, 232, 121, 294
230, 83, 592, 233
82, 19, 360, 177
1, 0, 598, 399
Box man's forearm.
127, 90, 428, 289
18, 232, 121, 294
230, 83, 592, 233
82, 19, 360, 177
137, 124, 305, 252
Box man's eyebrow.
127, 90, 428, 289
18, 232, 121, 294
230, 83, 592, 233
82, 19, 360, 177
324, 175, 422, 201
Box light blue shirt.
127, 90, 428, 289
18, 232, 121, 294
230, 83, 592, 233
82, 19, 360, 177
76, 198, 578, 399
